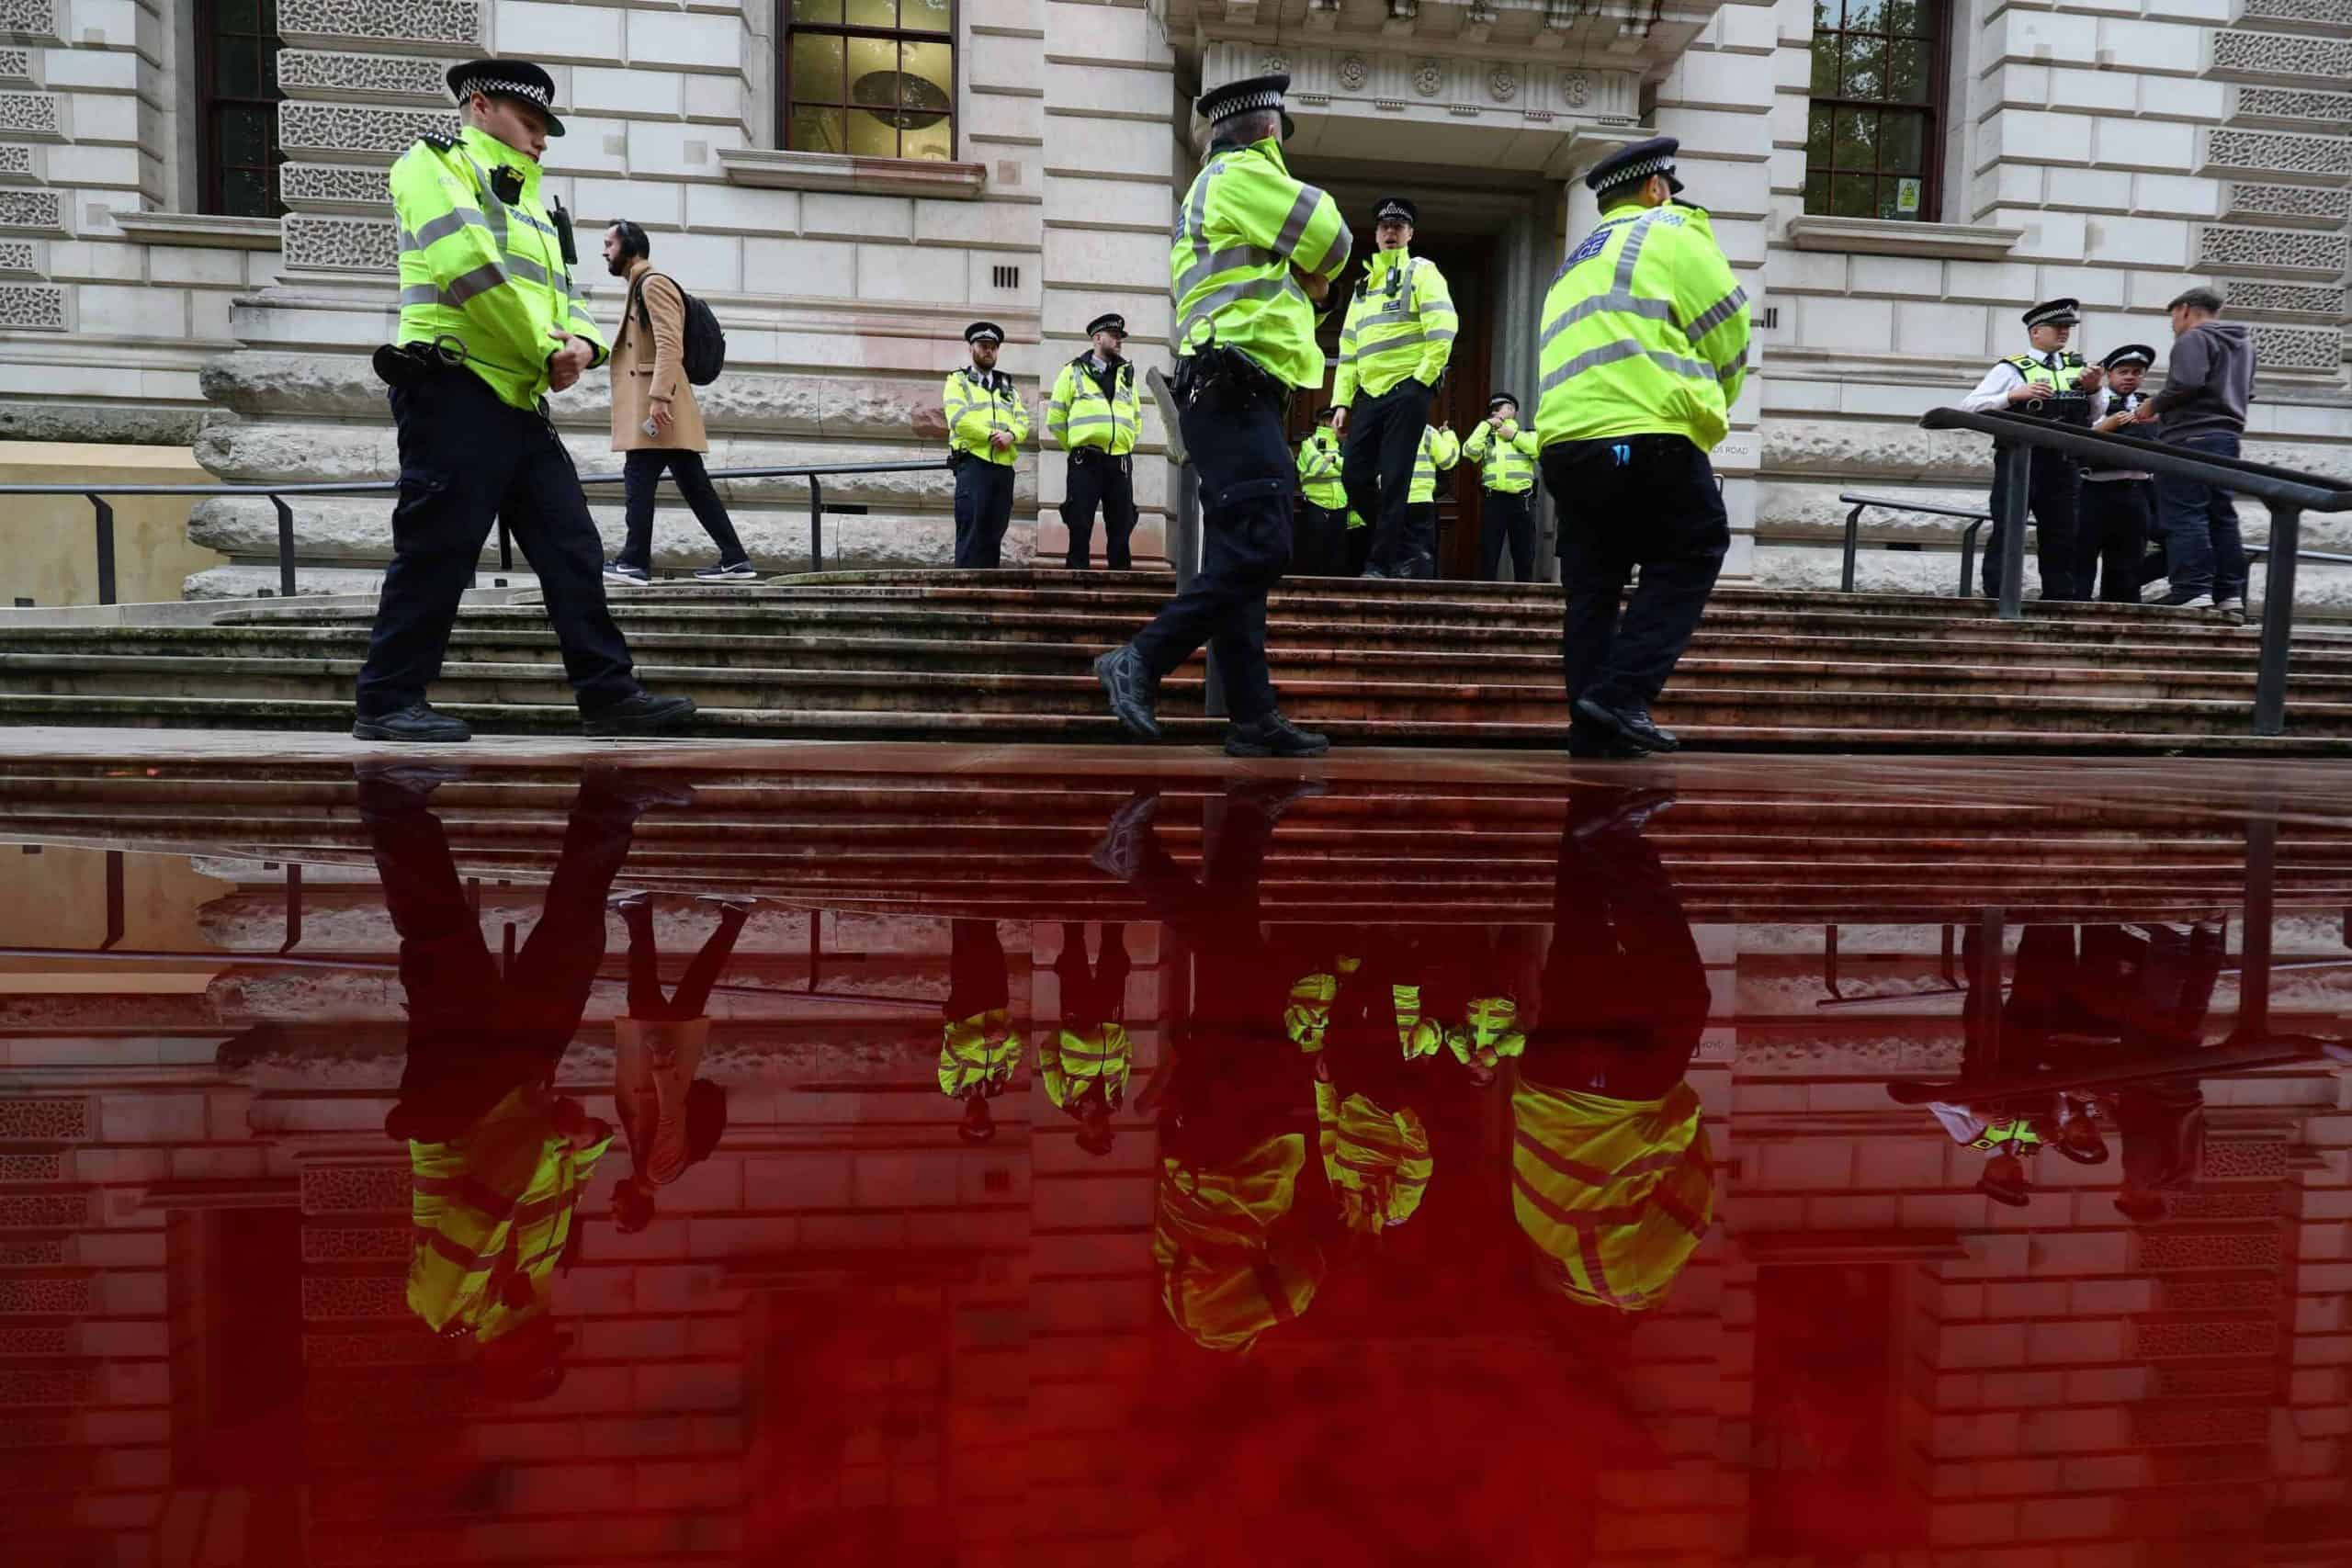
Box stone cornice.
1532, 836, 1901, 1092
110, 211, 285, 251
1783, 214, 2023, 261
718, 148, 987, 201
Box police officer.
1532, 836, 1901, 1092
355, 58, 694, 743
2079, 344, 2158, 603
1403, 416, 1460, 575
1464, 393, 1541, 581
944, 321, 1030, 568
1046, 311, 1141, 570
1092, 73, 1352, 759
1295, 406, 1350, 576
1961, 298, 2103, 601
1332, 196, 1458, 579
1536, 137, 1749, 758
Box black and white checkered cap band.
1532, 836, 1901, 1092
1207, 87, 1284, 121
2107, 350, 2152, 366
457, 76, 553, 109
1376, 203, 1412, 221
1598, 154, 1673, 188
2024, 304, 2076, 325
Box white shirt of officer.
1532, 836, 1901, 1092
1961, 316, 2102, 413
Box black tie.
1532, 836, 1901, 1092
2043, 353, 2060, 374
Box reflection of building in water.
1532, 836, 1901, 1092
4, 780, 2352, 1561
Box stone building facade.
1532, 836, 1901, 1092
0, 0, 2344, 601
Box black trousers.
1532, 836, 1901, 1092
1291, 501, 1346, 577
947, 919, 1011, 1021
618, 448, 749, 572
1542, 434, 1728, 727
1340, 378, 1430, 575
622, 898, 748, 1021
362, 773, 639, 1143
2075, 479, 2153, 604
1479, 489, 1538, 582
1984, 453, 2081, 601
1402, 502, 1439, 579
953, 457, 1016, 569
1063, 449, 1136, 570
1343, 519, 1375, 578
356, 369, 640, 719
1057, 921, 1131, 1025
1130, 383, 1292, 724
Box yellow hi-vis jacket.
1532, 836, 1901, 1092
943, 367, 1030, 467
1534, 201, 1750, 454
1511, 1077, 1713, 1313
1285, 969, 1340, 1053
1391, 980, 1444, 1059
1039, 1023, 1131, 1112
1463, 420, 1540, 494
392, 125, 607, 410
2002, 350, 2090, 400
1171, 135, 1353, 389
1408, 425, 1460, 506
1316, 1079, 1432, 1235
938, 1009, 1022, 1099
1333, 248, 1458, 408
408, 1084, 613, 1343
1046, 355, 1140, 456
1297, 426, 1346, 510
1155, 1134, 1323, 1352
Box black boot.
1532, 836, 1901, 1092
1572, 695, 1679, 754
352, 701, 471, 743
582, 691, 697, 738
1094, 646, 1162, 741
1225, 711, 1329, 759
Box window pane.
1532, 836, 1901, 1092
791, 35, 844, 105
1883, 175, 1925, 220
845, 35, 897, 119
904, 0, 954, 31
1833, 106, 1876, 171
846, 107, 898, 157
902, 40, 953, 122
1887, 0, 1930, 35
216, 41, 260, 98
1810, 37, 1838, 96
1841, 0, 1883, 31
217, 0, 262, 30
845, 0, 897, 25
1804, 172, 1832, 215
1881, 110, 1924, 174
220, 105, 269, 166
791, 0, 844, 20
1888, 39, 1930, 103
1806, 106, 1832, 164
221, 164, 270, 219
1812, 0, 1837, 30
902, 115, 952, 161
1840, 34, 1884, 100
788, 105, 845, 152
1832, 172, 1875, 218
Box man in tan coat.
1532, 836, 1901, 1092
599, 220, 754, 582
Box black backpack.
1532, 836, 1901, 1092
629, 272, 726, 386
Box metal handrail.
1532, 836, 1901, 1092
0, 458, 951, 607
1836, 492, 1992, 595
1918, 407, 2352, 736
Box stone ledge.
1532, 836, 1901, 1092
718, 147, 986, 201
109, 211, 284, 251
1782, 215, 2021, 261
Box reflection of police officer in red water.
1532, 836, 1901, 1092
938, 919, 1022, 1145
356, 58, 695, 745
358, 761, 693, 1402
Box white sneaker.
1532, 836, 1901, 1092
2156, 589, 2214, 609
2215, 595, 2247, 624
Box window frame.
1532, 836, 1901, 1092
778, 0, 961, 164
193, 0, 287, 220
1801, 0, 1952, 226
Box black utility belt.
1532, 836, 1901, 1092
2015, 392, 2092, 425
1069, 447, 1131, 464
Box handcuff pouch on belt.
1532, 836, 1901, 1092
372, 336, 468, 389
2018, 391, 2092, 428
1172, 338, 1281, 416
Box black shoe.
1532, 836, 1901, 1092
354, 761, 469, 797
693, 559, 758, 581
352, 702, 471, 743
1361, 564, 1390, 581
1225, 712, 1330, 759
582, 691, 697, 738
1094, 647, 1162, 741
603, 560, 650, 584
1573, 696, 1679, 754
1228, 776, 1329, 823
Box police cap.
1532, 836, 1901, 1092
1197, 73, 1295, 142
1586, 136, 1682, 197
965, 321, 1005, 345
1487, 393, 1519, 415
2023, 297, 2080, 328
2101, 343, 2155, 370
1085, 312, 1126, 339
447, 59, 566, 137
1374, 197, 1419, 227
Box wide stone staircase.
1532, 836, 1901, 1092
6, 570, 2352, 751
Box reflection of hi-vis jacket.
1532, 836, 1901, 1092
1446, 994, 1526, 1069
938, 1009, 1022, 1100
1039, 1023, 1131, 1112
1316, 1078, 1431, 1235
409, 1084, 612, 1343
1511, 1077, 1713, 1312
1155, 1134, 1325, 1352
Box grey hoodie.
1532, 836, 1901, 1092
2149, 320, 2255, 441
